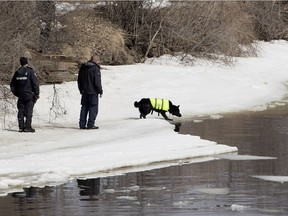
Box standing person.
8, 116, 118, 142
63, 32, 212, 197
10, 57, 40, 132
77, 54, 103, 129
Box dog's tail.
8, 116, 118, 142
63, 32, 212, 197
134, 101, 139, 107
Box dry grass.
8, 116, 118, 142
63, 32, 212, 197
61, 9, 133, 64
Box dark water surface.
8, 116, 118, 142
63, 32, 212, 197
1, 110, 288, 215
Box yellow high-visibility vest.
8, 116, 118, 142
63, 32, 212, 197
149, 98, 169, 111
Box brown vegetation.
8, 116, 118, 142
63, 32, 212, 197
0, 2, 39, 83
161, 2, 257, 60
0, 1, 287, 84
99, 1, 287, 62
244, 1, 288, 41
61, 9, 133, 65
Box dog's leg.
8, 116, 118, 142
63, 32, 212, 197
161, 111, 172, 121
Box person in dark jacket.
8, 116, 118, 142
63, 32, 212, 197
10, 57, 40, 132
77, 54, 103, 129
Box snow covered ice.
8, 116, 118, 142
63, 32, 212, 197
1, 40, 288, 196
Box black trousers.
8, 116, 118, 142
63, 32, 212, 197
17, 98, 34, 129
79, 94, 99, 128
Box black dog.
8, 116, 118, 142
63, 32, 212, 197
134, 98, 181, 120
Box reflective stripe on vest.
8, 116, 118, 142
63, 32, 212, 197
149, 98, 169, 111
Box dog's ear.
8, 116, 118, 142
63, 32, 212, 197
177, 105, 180, 108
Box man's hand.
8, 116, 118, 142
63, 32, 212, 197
34, 95, 40, 104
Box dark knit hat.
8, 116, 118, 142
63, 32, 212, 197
20, 57, 28, 66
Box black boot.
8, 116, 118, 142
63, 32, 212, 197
24, 128, 35, 133
25, 118, 35, 132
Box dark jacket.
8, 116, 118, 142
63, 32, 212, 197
10, 66, 40, 100
77, 61, 103, 95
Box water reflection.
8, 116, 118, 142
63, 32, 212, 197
12, 187, 37, 203
77, 178, 100, 200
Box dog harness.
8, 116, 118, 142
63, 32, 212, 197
149, 98, 169, 111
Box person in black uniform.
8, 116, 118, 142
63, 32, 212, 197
77, 54, 103, 129
10, 57, 40, 132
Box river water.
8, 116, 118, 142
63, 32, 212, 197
0, 109, 288, 215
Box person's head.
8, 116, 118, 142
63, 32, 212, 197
20, 57, 28, 66
91, 54, 101, 64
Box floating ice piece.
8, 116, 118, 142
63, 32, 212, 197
231, 204, 249, 211
192, 119, 203, 123
210, 114, 223, 119
127, 185, 140, 191
103, 189, 115, 193
195, 187, 229, 195
214, 154, 277, 160
116, 196, 138, 201
251, 175, 288, 183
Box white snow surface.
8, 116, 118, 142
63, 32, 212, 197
1, 40, 288, 196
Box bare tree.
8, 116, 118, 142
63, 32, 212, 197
244, 1, 288, 41
159, 2, 257, 62
0, 2, 40, 83
0, 85, 16, 129
48, 84, 68, 123
36, 1, 56, 53
98, 1, 258, 63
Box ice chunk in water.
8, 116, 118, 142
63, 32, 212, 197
251, 175, 288, 183
195, 187, 230, 195
214, 154, 277, 160
231, 204, 249, 211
